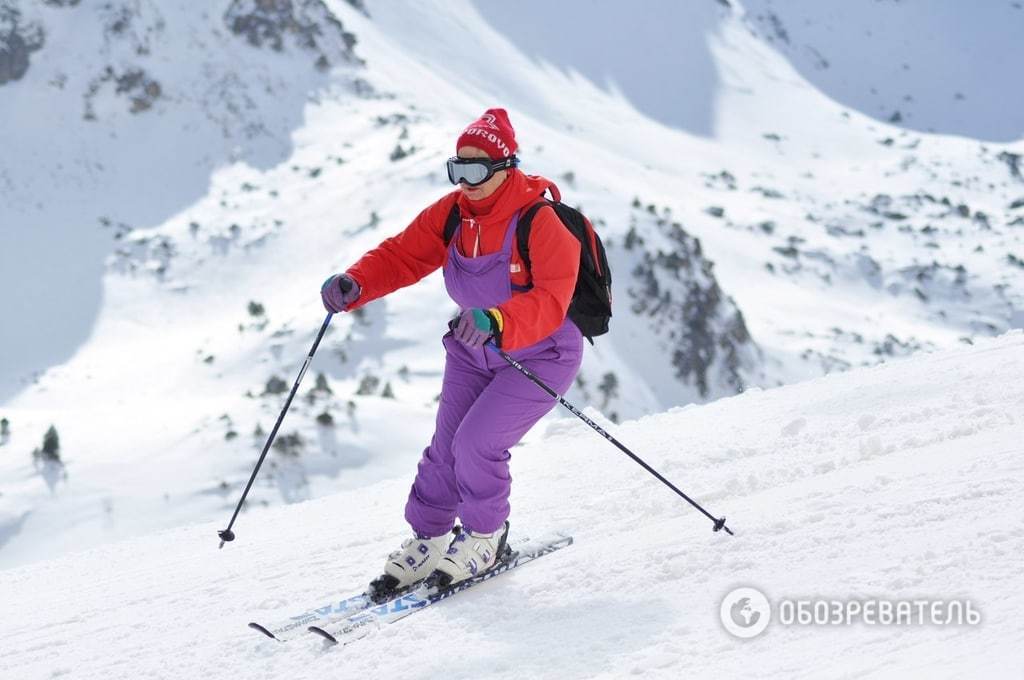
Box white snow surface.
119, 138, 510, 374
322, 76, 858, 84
1, 331, 1022, 679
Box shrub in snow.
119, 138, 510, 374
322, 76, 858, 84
32, 425, 67, 492
272, 431, 303, 457
33, 425, 61, 463
624, 225, 642, 250
313, 372, 332, 394
264, 375, 288, 395
597, 372, 619, 409
355, 374, 380, 396
306, 372, 333, 406
389, 144, 415, 161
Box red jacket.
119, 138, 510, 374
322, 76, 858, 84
346, 170, 580, 350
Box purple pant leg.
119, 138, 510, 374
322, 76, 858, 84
404, 340, 493, 537
453, 342, 582, 534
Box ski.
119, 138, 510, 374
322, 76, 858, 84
248, 591, 379, 642
307, 534, 573, 645
246, 533, 552, 641
248, 577, 444, 642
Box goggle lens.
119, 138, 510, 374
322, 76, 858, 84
446, 156, 518, 187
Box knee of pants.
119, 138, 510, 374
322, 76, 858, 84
451, 426, 510, 470
421, 440, 453, 467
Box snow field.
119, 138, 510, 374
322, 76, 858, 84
1, 332, 1021, 679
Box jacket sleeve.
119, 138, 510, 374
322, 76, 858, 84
496, 205, 580, 350
344, 193, 457, 310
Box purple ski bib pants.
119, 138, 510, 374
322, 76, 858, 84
404, 211, 584, 536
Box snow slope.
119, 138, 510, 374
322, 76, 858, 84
2, 0, 1023, 570
1, 331, 1021, 679
0, 0, 365, 402
473, 0, 1024, 141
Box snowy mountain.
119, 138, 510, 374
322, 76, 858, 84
1, 331, 1021, 679
1, 0, 1023, 571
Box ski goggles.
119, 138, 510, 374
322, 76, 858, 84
446, 155, 519, 186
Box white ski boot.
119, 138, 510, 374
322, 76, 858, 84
368, 532, 452, 602
431, 521, 511, 588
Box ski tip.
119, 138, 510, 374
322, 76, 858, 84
247, 622, 278, 641
308, 625, 338, 644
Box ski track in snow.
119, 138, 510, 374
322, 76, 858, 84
1, 333, 1022, 679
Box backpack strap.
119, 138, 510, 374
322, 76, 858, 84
442, 204, 461, 246
516, 200, 549, 274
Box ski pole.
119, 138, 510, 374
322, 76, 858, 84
485, 341, 734, 536
218, 311, 334, 548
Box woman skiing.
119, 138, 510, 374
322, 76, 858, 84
321, 108, 582, 596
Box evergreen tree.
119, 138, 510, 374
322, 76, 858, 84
272, 432, 303, 457
355, 373, 380, 395
40, 425, 61, 462
314, 372, 332, 394
598, 372, 619, 410
32, 425, 66, 492
264, 375, 288, 395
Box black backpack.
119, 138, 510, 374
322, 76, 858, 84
443, 198, 612, 342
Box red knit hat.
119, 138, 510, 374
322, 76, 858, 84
456, 108, 517, 160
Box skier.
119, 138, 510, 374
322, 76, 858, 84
321, 108, 582, 593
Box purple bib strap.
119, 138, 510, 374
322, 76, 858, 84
443, 212, 520, 311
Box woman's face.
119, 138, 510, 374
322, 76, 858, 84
457, 145, 508, 200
